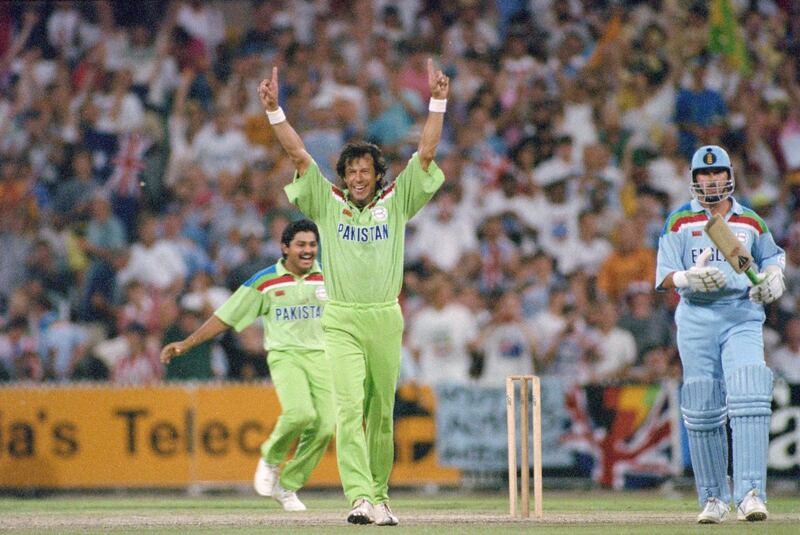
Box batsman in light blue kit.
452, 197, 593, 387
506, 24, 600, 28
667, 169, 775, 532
656, 145, 786, 524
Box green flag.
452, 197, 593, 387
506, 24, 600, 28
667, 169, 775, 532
709, 0, 751, 75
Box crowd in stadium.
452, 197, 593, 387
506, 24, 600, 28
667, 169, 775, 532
1, 0, 799, 387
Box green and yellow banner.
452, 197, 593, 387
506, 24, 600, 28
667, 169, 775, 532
709, 0, 751, 75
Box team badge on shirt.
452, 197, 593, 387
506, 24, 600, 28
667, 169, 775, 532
315, 286, 328, 301
371, 206, 388, 222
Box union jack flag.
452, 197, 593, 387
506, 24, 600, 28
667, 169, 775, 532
561, 383, 681, 489
104, 133, 151, 198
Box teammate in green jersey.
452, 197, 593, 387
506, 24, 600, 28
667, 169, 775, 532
258, 59, 449, 526
160, 219, 333, 512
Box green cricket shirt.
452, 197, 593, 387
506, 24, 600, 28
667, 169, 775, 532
214, 260, 326, 352
285, 152, 444, 304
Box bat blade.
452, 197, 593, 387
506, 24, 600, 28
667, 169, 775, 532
704, 214, 760, 284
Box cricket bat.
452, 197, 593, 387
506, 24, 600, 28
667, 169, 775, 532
704, 214, 761, 285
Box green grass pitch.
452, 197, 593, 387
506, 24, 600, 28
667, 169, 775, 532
1, 490, 798, 533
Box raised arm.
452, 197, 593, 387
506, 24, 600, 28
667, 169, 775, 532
418, 58, 450, 171
258, 66, 312, 175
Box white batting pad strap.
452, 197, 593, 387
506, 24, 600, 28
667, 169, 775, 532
429, 98, 447, 113
266, 107, 287, 125
673, 271, 690, 288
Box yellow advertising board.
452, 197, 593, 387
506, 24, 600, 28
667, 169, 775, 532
0, 383, 459, 488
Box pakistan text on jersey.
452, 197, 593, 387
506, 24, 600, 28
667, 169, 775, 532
275, 305, 323, 321
337, 223, 390, 242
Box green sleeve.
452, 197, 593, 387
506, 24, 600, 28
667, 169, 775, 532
283, 159, 331, 221
214, 285, 269, 332
394, 152, 445, 219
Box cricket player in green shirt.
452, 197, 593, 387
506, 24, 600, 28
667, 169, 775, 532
258, 59, 449, 526
160, 219, 333, 512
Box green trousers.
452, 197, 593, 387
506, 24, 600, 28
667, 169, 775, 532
261, 349, 335, 492
321, 300, 403, 505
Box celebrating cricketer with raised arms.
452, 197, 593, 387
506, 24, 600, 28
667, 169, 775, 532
258, 58, 449, 525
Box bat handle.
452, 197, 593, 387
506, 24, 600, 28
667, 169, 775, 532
745, 267, 762, 286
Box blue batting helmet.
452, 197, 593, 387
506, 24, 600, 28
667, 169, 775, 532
690, 145, 734, 204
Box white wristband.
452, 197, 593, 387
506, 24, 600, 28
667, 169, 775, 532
673, 271, 689, 288
429, 98, 447, 113
265, 107, 286, 125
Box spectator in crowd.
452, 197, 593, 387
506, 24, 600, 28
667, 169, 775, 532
180, 269, 231, 318
513, 252, 560, 320
51, 148, 100, 221
117, 213, 187, 296
41, 315, 90, 381
628, 345, 681, 384
191, 105, 259, 180
76, 193, 127, 325
529, 177, 582, 261
408, 273, 478, 386
407, 183, 478, 275
111, 322, 162, 386
477, 215, 519, 296
161, 305, 217, 381
674, 59, 728, 159
534, 288, 592, 384
116, 280, 160, 335
0, 205, 34, 308
557, 210, 612, 276
769, 316, 800, 383
596, 219, 657, 303
175, 0, 225, 61
584, 299, 637, 383
24, 238, 73, 307
618, 282, 674, 364
0, 316, 36, 380
474, 290, 538, 386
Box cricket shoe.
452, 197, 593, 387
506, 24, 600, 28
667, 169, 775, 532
253, 458, 279, 497
737, 489, 768, 521
696, 497, 729, 524
374, 502, 399, 526
347, 498, 374, 524
273, 483, 306, 512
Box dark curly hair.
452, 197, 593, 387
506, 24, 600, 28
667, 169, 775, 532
281, 219, 319, 258
335, 141, 388, 189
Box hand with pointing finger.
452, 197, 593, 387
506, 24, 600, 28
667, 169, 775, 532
427, 58, 449, 100
258, 66, 280, 112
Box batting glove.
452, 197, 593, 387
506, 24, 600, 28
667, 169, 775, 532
673, 248, 727, 292
749, 268, 785, 305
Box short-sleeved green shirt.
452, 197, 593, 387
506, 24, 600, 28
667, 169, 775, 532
285, 152, 444, 304
214, 260, 326, 352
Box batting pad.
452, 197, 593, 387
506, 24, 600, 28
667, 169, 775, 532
681, 378, 731, 506
727, 365, 773, 505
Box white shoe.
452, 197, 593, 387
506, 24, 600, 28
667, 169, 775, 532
374, 502, 399, 526
697, 497, 729, 524
347, 498, 374, 524
273, 483, 306, 512
737, 489, 768, 521
253, 458, 279, 497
